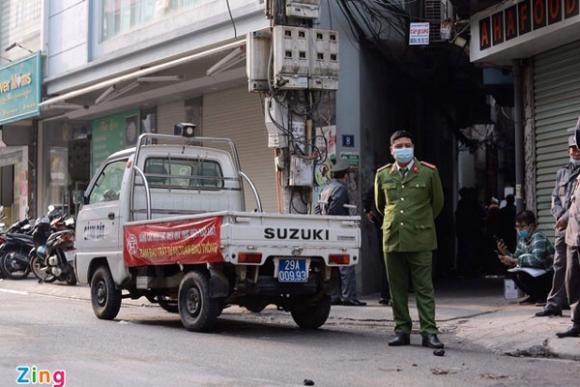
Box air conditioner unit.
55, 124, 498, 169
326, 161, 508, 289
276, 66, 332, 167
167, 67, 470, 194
424, 0, 453, 43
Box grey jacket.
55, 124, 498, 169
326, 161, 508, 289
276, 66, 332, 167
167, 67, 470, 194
565, 174, 580, 247
315, 180, 349, 216
552, 163, 580, 237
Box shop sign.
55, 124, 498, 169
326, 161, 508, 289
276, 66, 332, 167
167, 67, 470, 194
91, 110, 140, 175
477, 0, 579, 52
0, 53, 42, 125
409, 23, 430, 45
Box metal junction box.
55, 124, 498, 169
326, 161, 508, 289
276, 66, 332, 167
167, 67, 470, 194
286, 0, 321, 19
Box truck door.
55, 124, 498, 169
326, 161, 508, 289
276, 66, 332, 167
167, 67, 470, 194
77, 160, 127, 253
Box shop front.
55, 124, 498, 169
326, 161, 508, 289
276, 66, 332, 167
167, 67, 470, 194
470, 0, 580, 235
0, 53, 41, 222
37, 40, 278, 216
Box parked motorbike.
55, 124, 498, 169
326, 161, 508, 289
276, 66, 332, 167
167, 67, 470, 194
0, 229, 34, 280
0, 206, 59, 280
30, 215, 77, 285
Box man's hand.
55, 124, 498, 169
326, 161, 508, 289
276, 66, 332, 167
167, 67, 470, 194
366, 211, 376, 223
556, 217, 568, 231
497, 239, 508, 256
498, 255, 517, 268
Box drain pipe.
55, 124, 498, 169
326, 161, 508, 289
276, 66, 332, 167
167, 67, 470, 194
513, 59, 524, 213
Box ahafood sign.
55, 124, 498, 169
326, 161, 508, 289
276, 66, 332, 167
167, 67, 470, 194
471, 0, 580, 63
0, 53, 42, 125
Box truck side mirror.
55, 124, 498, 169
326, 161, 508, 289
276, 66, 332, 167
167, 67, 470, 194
83, 193, 90, 205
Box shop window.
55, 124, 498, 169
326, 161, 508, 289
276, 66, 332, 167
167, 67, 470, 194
89, 160, 127, 204
101, 0, 207, 41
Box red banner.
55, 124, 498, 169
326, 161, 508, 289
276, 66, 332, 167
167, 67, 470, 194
123, 217, 223, 267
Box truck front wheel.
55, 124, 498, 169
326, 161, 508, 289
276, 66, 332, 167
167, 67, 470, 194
291, 296, 331, 330
178, 271, 221, 332
90, 266, 122, 320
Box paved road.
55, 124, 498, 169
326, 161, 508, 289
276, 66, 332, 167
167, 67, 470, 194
1, 281, 579, 387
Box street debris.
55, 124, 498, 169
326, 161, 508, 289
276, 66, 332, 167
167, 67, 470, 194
480, 373, 508, 380
430, 368, 458, 376
433, 349, 445, 356
303, 379, 315, 386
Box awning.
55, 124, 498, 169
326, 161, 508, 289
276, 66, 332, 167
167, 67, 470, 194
40, 39, 246, 108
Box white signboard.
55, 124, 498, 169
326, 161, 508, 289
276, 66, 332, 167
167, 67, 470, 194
409, 23, 430, 45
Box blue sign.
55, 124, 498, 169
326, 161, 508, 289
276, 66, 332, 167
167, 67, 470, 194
342, 135, 355, 148
0, 53, 42, 125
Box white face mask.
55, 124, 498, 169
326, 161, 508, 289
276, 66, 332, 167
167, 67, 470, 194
571, 158, 580, 167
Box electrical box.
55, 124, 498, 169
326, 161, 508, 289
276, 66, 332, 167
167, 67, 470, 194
309, 29, 339, 90
264, 97, 289, 148
286, 0, 321, 19
289, 155, 314, 187
273, 26, 310, 89
247, 28, 272, 92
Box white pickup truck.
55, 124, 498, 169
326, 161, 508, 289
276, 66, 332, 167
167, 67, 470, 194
75, 132, 360, 331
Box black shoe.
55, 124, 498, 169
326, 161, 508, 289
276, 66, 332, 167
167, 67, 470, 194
556, 326, 580, 338
388, 332, 410, 346
342, 299, 367, 306
331, 299, 342, 306
562, 304, 571, 310
422, 334, 444, 349
378, 298, 391, 306
535, 309, 562, 317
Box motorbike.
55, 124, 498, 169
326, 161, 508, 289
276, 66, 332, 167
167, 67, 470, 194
0, 206, 59, 280
0, 227, 34, 280
30, 215, 77, 285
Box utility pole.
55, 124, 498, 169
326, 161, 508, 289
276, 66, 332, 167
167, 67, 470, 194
247, 0, 339, 214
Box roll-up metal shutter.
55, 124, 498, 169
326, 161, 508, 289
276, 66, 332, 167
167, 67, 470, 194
202, 86, 276, 212
534, 40, 580, 236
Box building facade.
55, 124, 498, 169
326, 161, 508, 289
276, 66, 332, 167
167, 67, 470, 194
469, 0, 580, 236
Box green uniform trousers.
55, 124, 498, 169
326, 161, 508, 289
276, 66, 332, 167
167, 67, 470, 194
385, 251, 437, 335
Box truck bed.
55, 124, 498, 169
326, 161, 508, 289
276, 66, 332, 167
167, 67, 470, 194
122, 211, 360, 267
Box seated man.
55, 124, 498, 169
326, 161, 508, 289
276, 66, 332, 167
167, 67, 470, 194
497, 211, 554, 304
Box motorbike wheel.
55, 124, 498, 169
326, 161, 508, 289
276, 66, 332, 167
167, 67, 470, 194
30, 256, 56, 283
65, 269, 77, 286
1, 248, 31, 280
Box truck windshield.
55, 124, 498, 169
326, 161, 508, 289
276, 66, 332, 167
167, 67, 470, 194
144, 157, 224, 190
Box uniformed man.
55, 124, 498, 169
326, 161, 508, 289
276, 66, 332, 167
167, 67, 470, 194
536, 135, 580, 317
316, 158, 366, 306
558, 128, 580, 338
375, 130, 444, 348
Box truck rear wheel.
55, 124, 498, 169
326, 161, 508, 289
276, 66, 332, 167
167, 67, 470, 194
178, 271, 221, 332
90, 266, 122, 320
291, 296, 331, 330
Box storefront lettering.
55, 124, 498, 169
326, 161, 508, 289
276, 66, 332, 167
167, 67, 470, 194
480, 0, 580, 50
0, 73, 32, 94
506, 5, 518, 40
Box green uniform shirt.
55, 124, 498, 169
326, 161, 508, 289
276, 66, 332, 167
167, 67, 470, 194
374, 158, 444, 253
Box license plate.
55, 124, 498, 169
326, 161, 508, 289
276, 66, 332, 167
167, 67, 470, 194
277, 258, 308, 283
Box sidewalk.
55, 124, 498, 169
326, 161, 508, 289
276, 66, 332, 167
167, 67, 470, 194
1, 277, 579, 360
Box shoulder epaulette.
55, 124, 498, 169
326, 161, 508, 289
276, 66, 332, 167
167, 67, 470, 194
421, 161, 437, 170
377, 163, 392, 172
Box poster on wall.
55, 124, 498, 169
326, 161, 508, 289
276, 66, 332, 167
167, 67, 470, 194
50, 147, 68, 186
312, 126, 336, 207
91, 110, 140, 175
